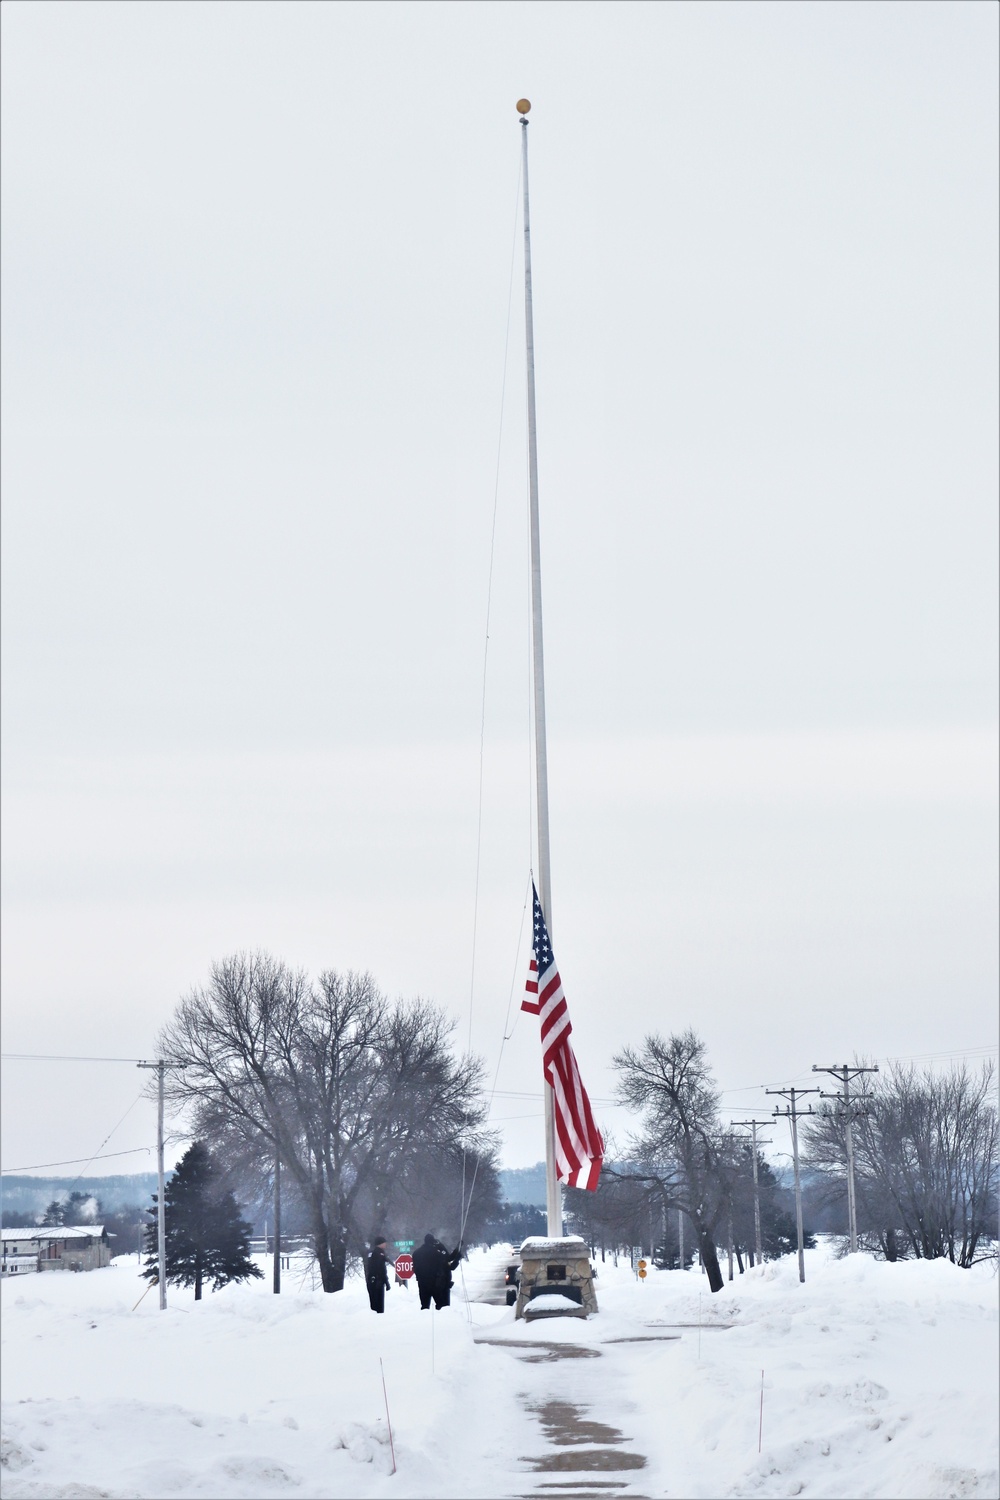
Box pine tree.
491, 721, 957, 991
143, 1140, 262, 1299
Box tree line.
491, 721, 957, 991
562, 1030, 996, 1291
147, 953, 996, 1298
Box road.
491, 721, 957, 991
456, 1243, 519, 1307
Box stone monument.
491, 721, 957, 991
515, 1235, 598, 1320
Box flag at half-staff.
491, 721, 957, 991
522, 881, 604, 1191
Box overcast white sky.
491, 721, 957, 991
2, 1, 997, 1182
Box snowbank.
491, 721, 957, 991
1, 1244, 996, 1497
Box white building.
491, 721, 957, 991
1, 1226, 112, 1275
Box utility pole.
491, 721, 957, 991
272, 1150, 281, 1294
137, 1060, 168, 1310
812, 1064, 879, 1253
766, 1087, 819, 1283
678, 1208, 684, 1271
733, 1120, 772, 1266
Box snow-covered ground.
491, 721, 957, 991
1, 1243, 997, 1498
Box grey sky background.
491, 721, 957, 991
2, 1, 997, 1179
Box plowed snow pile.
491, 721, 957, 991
1, 1243, 997, 1498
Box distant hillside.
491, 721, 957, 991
4, 1166, 552, 1218
498, 1162, 547, 1207
0, 1174, 161, 1221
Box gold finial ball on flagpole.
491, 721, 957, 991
516, 98, 531, 116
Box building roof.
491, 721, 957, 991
2, 1226, 105, 1242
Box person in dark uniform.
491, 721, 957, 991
412, 1234, 446, 1310
413, 1234, 462, 1310
366, 1235, 391, 1314
433, 1242, 463, 1308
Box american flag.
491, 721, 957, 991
522, 882, 604, 1191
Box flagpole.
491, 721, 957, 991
519, 99, 562, 1239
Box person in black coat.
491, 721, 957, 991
413, 1234, 462, 1310
366, 1236, 391, 1314
434, 1242, 462, 1308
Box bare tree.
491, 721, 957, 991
158, 953, 490, 1291
805, 1060, 998, 1267
567, 1163, 658, 1261
612, 1030, 732, 1292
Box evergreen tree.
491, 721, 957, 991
64, 1191, 103, 1224
143, 1140, 261, 1299
38, 1192, 103, 1228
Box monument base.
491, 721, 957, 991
515, 1235, 598, 1319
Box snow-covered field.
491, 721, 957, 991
1, 1243, 997, 1499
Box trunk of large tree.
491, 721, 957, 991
699, 1231, 725, 1293
194, 1269, 202, 1300
315, 1243, 342, 1292
311, 1213, 348, 1292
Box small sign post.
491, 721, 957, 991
637, 1258, 647, 1281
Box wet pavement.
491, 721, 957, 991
477, 1332, 652, 1499
514, 1398, 649, 1500
474, 1338, 602, 1363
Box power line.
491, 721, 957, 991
879, 1046, 997, 1063
718, 1046, 996, 1100
1, 1054, 148, 1063
1, 1146, 152, 1174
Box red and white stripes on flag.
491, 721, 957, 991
522, 881, 604, 1191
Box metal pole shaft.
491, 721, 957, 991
156, 1061, 166, 1310
521, 111, 561, 1241
842, 1067, 858, 1253
273, 1152, 281, 1293
789, 1091, 805, 1284
751, 1122, 762, 1264
678, 1207, 684, 1270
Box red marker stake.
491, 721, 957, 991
758, 1369, 764, 1454
380, 1358, 397, 1475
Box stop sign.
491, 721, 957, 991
395, 1253, 414, 1280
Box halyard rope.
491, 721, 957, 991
460, 146, 523, 1257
